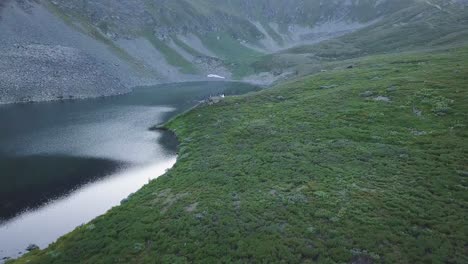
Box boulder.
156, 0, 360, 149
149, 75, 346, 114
360, 91, 374, 97
26, 244, 39, 252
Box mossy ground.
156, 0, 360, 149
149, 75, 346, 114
12, 46, 468, 263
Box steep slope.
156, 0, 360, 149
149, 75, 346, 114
0, 0, 416, 103
11, 45, 468, 264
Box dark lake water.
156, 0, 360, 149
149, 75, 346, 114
0, 81, 260, 260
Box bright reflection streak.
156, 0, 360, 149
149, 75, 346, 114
0, 157, 176, 259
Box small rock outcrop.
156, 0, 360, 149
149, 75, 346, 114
373, 96, 391, 102
26, 244, 39, 252
360, 91, 375, 97
201, 95, 225, 105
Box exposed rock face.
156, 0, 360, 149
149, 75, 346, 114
0, 44, 128, 104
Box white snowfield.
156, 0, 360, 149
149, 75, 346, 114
207, 74, 226, 79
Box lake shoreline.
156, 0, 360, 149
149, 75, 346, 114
0, 81, 260, 262
0, 80, 266, 106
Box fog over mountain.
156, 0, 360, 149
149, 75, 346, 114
0, 0, 467, 103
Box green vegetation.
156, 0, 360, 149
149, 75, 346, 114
12, 45, 468, 263
200, 32, 262, 78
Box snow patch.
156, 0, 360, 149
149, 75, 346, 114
207, 74, 226, 79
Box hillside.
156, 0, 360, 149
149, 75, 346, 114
251, 0, 468, 81
0, 0, 418, 103
3, 1, 468, 262
11, 45, 468, 263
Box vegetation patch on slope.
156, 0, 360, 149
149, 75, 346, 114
200, 32, 262, 78
12, 46, 468, 263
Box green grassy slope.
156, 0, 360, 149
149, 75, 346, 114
200, 32, 262, 78
12, 46, 468, 263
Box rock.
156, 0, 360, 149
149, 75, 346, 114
195, 213, 204, 219
26, 244, 39, 252
411, 129, 427, 136
319, 85, 338, 89
373, 96, 391, 102
185, 202, 198, 213
399, 154, 410, 159
133, 243, 145, 252
211, 97, 221, 104
413, 107, 422, 117
360, 91, 375, 97
206, 96, 224, 105
387, 86, 398, 92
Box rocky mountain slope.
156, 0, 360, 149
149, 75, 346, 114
0, 0, 417, 104
0, 44, 127, 103
1, 0, 467, 104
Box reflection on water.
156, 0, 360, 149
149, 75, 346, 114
0, 81, 260, 260
0, 155, 124, 221
0, 158, 176, 260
